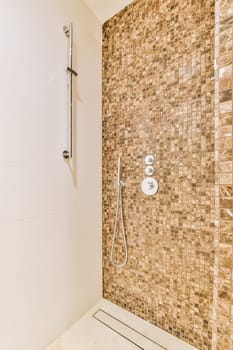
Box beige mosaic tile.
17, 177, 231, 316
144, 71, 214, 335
103, 0, 233, 349
210, 0, 232, 347
103, 0, 215, 349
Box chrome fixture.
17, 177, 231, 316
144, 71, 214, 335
145, 165, 154, 176
110, 157, 128, 268
141, 177, 159, 196
145, 155, 154, 165
63, 23, 78, 159
142, 155, 158, 195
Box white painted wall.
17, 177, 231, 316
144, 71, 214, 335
83, 0, 133, 23
0, 0, 102, 349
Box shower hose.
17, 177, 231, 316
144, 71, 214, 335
110, 157, 128, 268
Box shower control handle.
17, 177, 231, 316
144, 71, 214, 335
141, 177, 159, 196
145, 165, 154, 176
148, 181, 155, 190
145, 155, 154, 165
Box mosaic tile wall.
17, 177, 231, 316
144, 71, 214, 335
102, 0, 232, 349
215, 0, 233, 349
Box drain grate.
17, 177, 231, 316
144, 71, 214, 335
93, 309, 167, 350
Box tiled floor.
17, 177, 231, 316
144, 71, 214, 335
46, 299, 197, 350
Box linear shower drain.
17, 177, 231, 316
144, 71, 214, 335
93, 309, 167, 350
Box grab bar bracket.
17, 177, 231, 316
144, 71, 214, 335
66, 67, 78, 76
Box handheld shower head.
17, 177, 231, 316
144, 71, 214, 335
110, 156, 128, 268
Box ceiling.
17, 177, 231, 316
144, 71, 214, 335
83, 0, 133, 23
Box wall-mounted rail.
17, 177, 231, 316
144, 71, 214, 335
63, 23, 78, 159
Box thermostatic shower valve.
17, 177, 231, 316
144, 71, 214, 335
142, 154, 158, 195
141, 177, 158, 196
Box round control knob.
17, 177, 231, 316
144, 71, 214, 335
141, 177, 158, 196
145, 166, 154, 176
145, 155, 154, 165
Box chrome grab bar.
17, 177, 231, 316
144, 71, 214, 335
63, 23, 78, 159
